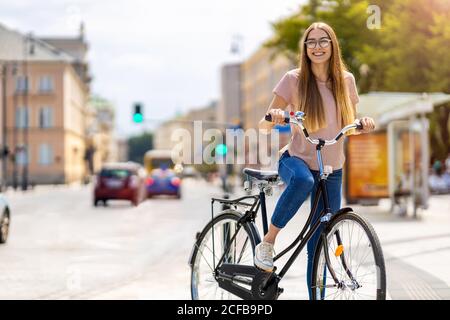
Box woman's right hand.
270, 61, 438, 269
267, 109, 286, 125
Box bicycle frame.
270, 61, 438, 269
211, 140, 351, 288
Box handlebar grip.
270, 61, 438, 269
356, 122, 364, 130
265, 114, 290, 124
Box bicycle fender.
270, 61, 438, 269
327, 207, 354, 228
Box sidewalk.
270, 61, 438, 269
257, 183, 450, 300
2, 181, 88, 199
353, 195, 450, 299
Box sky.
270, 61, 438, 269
0, 0, 304, 137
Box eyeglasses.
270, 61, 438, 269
304, 38, 332, 49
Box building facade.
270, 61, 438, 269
154, 101, 217, 164
218, 63, 242, 127
240, 46, 295, 168
0, 23, 98, 185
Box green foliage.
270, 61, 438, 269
264, 14, 311, 64
362, 0, 449, 92
127, 132, 153, 164
426, 3, 450, 92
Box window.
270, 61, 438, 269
16, 147, 29, 165
15, 107, 29, 128
39, 75, 53, 93
39, 107, 53, 128
15, 76, 29, 93
38, 144, 53, 165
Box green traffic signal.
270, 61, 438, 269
133, 113, 143, 123
215, 144, 227, 156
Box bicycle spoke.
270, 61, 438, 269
354, 227, 365, 268
198, 242, 220, 269
349, 221, 355, 272
195, 244, 216, 272
324, 289, 339, 300
354, 244, 374, 276
355, 271, 376, 281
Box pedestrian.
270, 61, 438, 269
255, 22, 375, 299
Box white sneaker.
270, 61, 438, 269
254, 241, 274, 272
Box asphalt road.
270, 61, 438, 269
1, 179, 449, 300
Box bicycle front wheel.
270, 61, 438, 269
311, 212, 386, 300
190, 210, 259, 300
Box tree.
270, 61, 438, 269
355, 0, 450, 93
127, 132, 153, 164
426, 1, 450, 93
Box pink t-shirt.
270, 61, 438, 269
272, 68, 360, 171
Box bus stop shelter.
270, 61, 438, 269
345, 92, 450, 217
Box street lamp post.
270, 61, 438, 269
11, 64, 18, 190
1, 63, 7, 191
21, 33, 34, 191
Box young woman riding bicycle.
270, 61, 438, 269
254, 22, 375, 299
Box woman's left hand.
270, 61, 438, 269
357, 117, 375, 133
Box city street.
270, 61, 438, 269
1, 178, 450, 300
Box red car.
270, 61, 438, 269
94, 162, 146, 207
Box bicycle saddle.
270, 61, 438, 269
243, 168, 279, 182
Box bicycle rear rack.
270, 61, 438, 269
209, 195, 260, 275
210, 195, 260, 223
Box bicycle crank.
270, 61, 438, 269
216, 264, 283, 300
251, 270, 283, 300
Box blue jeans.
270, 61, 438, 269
271, 151, 343, 300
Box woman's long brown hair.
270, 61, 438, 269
297, 22, 355, 135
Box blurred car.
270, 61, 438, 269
146, 167, 181, 199
94, 162, 146, 206
0, 194, 10, 244
181, 165, 199, 178
144, 149, 175, 173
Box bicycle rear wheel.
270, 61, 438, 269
190, 210, 259, 300
311, 212, 386, 300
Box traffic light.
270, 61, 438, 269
133, 103, 144, 123
215, 143, 228, 156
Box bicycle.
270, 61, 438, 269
188, 111, 386, 300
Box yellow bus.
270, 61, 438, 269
143, 149, 182, 174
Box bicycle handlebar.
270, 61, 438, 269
265, 111, 363, 146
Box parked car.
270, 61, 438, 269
0, 194, 10, 244
146, 167, 181, 199
94, 162, 146, 207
